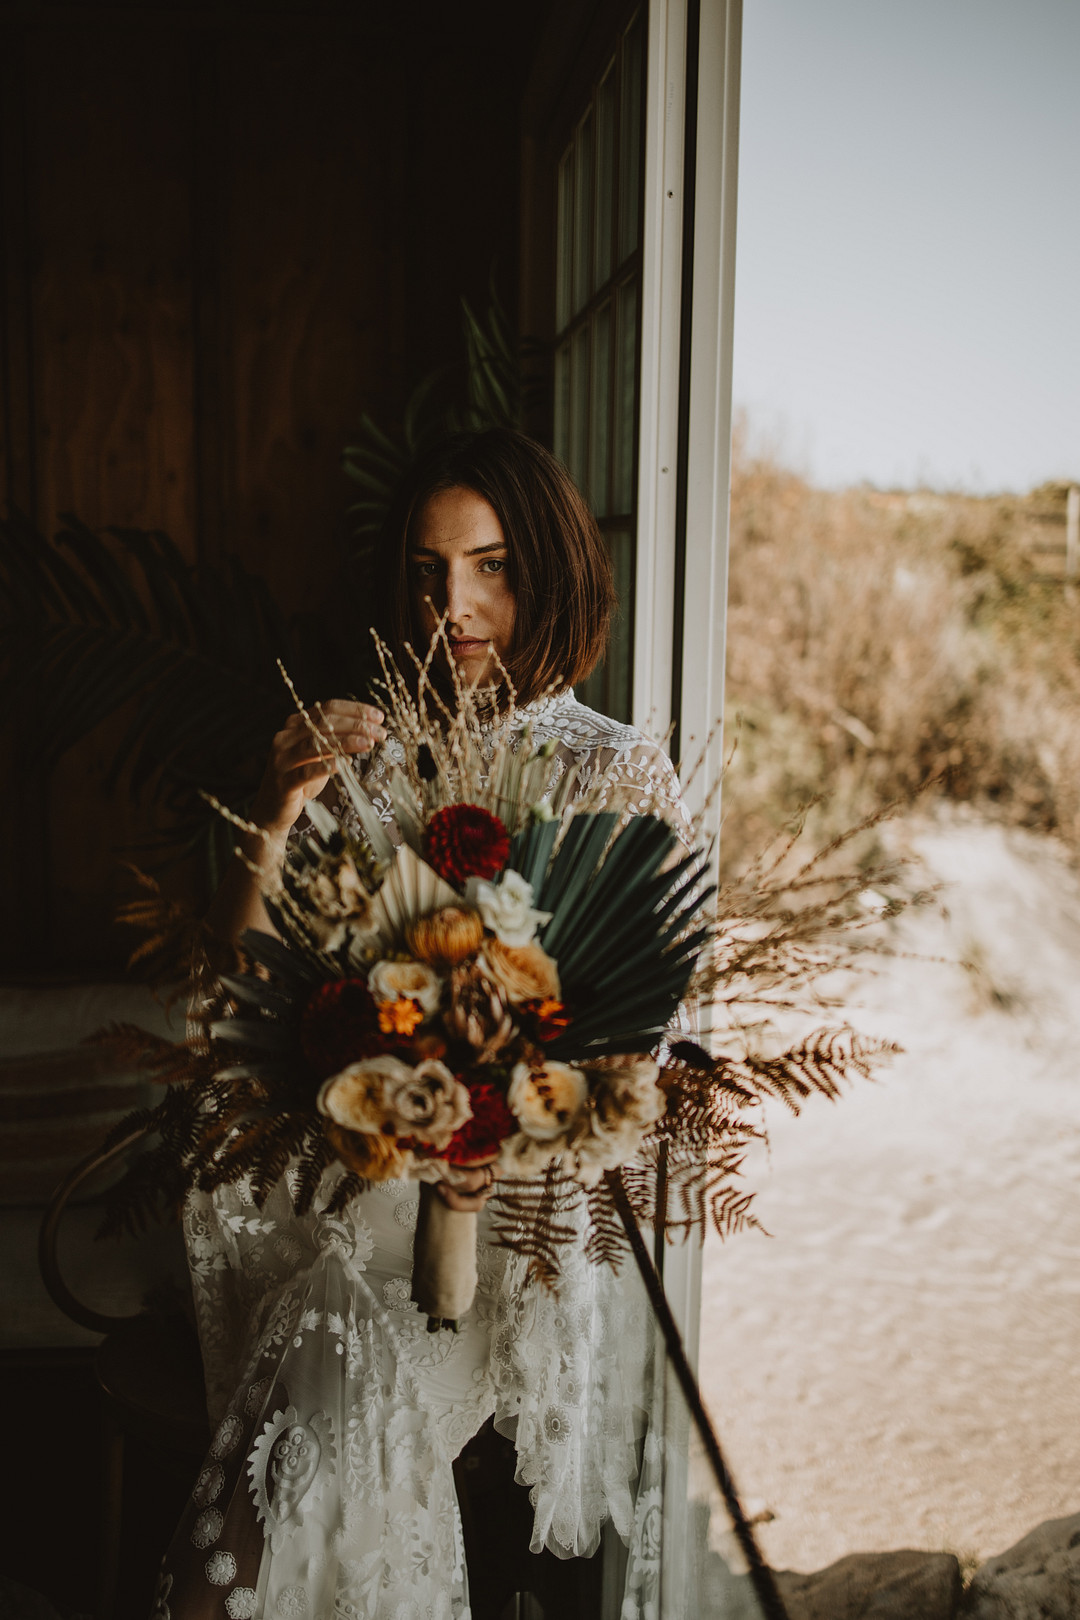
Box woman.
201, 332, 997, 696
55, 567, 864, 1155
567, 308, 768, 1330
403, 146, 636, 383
159, 429, 689, 1620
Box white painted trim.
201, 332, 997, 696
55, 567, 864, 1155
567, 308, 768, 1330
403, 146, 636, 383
624, 5, 742, 1606
631, 0, 742, 1368
678, 0, 742, 849
632, 0, 687, 738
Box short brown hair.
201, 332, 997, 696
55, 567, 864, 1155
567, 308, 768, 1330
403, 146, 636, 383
371, 428, 614, 705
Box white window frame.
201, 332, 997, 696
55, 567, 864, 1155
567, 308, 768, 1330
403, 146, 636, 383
634, 0, 743, 1354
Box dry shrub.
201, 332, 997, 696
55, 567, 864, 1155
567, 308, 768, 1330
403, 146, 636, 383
720, 425, 1080, 873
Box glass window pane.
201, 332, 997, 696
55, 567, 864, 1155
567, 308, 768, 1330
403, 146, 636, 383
606, 526, 634, 721
588, 301, 612, 517
556, 149, 574, 332
553, 341, 571, 467
613, 278, 638, 516
594, 66, 616, 292
578, 524, 633, 722
569, 324, 590, 492
572, 109, 595, 316
618, 11, 644, 266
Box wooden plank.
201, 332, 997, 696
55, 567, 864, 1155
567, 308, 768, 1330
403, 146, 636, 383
213, 30, 407, 609
27, 27, 197, 550
0, 26, 52, 966
0, 22, 35, 519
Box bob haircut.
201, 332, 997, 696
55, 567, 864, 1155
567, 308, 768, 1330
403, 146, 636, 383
370, 428, 615, 706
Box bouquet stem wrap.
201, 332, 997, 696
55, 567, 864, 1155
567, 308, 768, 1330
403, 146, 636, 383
411, 1181, 478, 1328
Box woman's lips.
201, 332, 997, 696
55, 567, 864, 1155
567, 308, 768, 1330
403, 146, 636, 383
449, 637, 488, 654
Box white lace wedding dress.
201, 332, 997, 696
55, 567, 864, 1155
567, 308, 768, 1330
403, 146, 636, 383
155, 691, 690, 1620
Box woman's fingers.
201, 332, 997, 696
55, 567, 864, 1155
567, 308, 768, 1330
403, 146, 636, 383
434, 1163, 496, 1212
250, 701, 386, 837
278, 703, 386, 761
434, 1183, 494, 1212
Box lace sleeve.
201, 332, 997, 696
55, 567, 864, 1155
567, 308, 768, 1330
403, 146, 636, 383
597, 735, 695, 848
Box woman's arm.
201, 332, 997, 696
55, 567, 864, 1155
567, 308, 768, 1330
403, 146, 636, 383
204, 699, 387, 946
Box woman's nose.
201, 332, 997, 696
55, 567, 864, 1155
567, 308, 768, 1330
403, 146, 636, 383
444, 567, 473, 627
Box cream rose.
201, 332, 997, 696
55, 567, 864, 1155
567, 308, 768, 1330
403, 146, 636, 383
480, 939, 560, 1006
495, 1131, 563, 1180
587, 1055, 664, 1128
567, 1056, 664, 1185
317, 1056, 402, 1134
464, 871, 551, 948
318, 1054, 471, 1150
507, 1060, 587, 1141
367, 958, 442, 1016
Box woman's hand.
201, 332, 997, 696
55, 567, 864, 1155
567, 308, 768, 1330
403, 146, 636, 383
250, 700, 386, 840
435, 1163, 496, 1213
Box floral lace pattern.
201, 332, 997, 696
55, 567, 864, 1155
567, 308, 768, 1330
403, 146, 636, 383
164, 696, 687, 1617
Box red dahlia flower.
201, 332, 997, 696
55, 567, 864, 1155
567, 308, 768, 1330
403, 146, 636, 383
301, 979, 384, 1077
443, 1079, 516, 1165
424, 804, 510, 889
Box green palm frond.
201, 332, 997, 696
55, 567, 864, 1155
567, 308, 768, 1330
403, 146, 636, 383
342, 276, 540, 550
0, 510, 314, 875
523, 812, 714, 1058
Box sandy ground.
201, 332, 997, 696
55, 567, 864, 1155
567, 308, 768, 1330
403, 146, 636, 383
697, 807, 1080, 1575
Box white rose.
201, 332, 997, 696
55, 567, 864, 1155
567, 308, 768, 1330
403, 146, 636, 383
464, 871, 551, 948
367, 959, 442, 1016
495, 1131, 563, 1180
507, 1060, 587, 1141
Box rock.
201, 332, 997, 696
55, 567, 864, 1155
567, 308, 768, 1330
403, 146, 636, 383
777, 1549, 962, 1620
960, 1512, 1080, 1619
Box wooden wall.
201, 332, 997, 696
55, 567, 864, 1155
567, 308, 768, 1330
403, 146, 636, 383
0, 1, 537, 973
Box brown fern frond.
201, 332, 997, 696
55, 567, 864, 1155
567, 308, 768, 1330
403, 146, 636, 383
488, 1167, 582, 1289
292, 1127, 336, 1216
582, 1178, 631, 1271
85, 1023, 217, 1092
730, 1027, 900, 1114
116, 863, 207, 988
325, 1171, 367, 1214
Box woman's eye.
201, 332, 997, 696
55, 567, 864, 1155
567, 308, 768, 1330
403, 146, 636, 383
480, 558, 506, 574
413, 561, 439, 578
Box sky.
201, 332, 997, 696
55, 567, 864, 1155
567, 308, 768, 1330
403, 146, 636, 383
732, 0, 1080, 492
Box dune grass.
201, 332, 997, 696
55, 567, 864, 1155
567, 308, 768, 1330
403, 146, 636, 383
719, 428, 1080, 873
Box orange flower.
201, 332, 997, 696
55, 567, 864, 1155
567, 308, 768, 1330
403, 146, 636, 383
377, 996, 425, 1037
521, 996, 571, 1041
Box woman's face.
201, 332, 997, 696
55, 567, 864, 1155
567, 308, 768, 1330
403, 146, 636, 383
409, 485, 516, 686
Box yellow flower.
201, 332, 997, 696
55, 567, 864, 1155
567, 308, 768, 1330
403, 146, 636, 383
324, 1121, 411, 1181
377, 997, 425, 1037
406, 906, 485, 970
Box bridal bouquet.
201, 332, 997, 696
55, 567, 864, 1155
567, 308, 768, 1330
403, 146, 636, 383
199, 642, 710, 1322
101, 635, 898, 1324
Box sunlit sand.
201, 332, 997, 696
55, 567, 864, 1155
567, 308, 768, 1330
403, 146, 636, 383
699, 808, 1080, 1573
